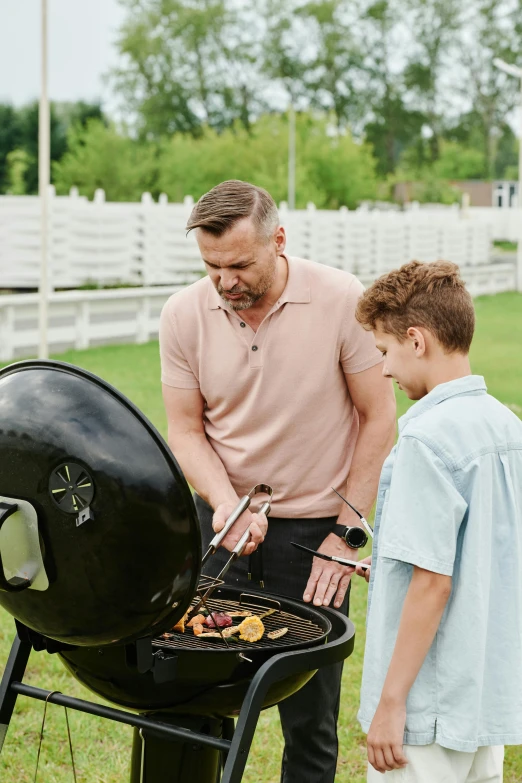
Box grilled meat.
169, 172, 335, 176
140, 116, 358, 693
205, 612, 233, 629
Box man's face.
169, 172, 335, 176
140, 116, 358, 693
373, 324, 427, 401
195, 217, 284, 311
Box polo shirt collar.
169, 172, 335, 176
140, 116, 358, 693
398, 375, 487, 434
206, 253, 310, 311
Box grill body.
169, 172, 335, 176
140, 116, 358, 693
58, 586, 331, 717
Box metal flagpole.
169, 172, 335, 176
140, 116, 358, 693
288, 104, 296, 210
38, 0, 50, 359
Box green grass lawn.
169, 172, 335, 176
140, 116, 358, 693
0, 292, 521, 781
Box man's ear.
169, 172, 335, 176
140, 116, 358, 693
406, 326, 426, 358
274, 225, 286, 254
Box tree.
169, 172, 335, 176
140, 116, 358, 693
0, 101, 104, 195
456, 0, 522, 178
402, 0, 462, 163
361, 0, 426, 175
111, 0, 265, 138
262, 0, 366, 128
0, 105, 23, 193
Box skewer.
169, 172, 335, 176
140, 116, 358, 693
331, 487, 374, 539
291, 541, 370, 571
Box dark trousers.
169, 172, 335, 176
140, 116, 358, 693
194, 495, 349, 783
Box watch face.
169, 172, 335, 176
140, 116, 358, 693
345, 527, 368, 548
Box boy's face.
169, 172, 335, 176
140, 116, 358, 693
373, 324, 428, 401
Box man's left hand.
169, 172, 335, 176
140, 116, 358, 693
303, 533, 356, 609
367, 698, 408, 773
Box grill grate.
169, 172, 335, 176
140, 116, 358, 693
153, 595, 327, 652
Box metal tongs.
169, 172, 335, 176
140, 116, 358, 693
193, 484, 273, 614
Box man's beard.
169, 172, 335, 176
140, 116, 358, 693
216, 264, 276, 311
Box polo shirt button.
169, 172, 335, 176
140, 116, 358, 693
252, 345, 258, 351
240, 322, 246, 327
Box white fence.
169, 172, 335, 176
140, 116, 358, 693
0, 262, 515, 362
0, 286, 181, 361
1, 191, 520, 290
0, 192, 519, 361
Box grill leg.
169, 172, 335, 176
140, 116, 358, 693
0, 633, 32, 754
130, 714, 223, 783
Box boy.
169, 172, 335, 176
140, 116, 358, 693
354, 260, 522, 782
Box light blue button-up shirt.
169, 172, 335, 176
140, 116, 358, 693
358, 375, 522, 751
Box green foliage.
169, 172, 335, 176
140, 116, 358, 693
5, 149, 30, 195
433, 141, 486, 180
53, 113, 378, 208
53, 120, 159, 201
0, 101, 105, 195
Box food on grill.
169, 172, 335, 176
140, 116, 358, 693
259, 608, 277, 620
238, 616, 265, 642
187, 614, 206, 628
198, 632, 222, 638
172, 611, 190, 633
205, 612, 233, 629
225, 610, 252, 618
192, 623, 205, 636
267, 627, 289, 640
222, 626, 242, 637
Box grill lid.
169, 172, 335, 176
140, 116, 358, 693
0, 360, 201, 647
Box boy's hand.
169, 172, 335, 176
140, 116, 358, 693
355, 555, 372, 583
367, 698, 408, 773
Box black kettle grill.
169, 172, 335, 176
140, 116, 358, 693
0, 361, 355, 783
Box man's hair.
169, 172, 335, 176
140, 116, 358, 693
186, 180, 279, 242
356, 260, 475, 353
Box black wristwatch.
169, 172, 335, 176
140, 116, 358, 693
332, 524, 368, 549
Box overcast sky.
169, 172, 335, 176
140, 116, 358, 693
0, 0, 125, 108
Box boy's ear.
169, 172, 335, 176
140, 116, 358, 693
406, 327, 426, 358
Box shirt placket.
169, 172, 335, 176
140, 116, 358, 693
227, 304, 282, 369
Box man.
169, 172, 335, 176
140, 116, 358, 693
159, 180, 396, 783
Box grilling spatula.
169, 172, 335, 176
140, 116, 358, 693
290, 542, 370, 571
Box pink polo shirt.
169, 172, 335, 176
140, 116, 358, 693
159, 255, 382, 518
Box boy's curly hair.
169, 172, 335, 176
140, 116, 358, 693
355, 260, 475, 353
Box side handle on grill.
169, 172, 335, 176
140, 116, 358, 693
0, 502, 33, 593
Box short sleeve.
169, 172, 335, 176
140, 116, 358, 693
340, 278, 383, 374
159, 297, 200, 389
379, 436, 468, 575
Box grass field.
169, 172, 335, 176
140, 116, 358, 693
0, 291, 521, 782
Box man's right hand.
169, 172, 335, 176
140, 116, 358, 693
355, 555, 372, 583
212, 503, 268, 555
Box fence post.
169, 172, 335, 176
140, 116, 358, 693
0, 306, 15, 362
74, 300, 90, 351
136, 296, 150, 344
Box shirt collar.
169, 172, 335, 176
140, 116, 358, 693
206, 253, 311, 311
398, 375, 487, 433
